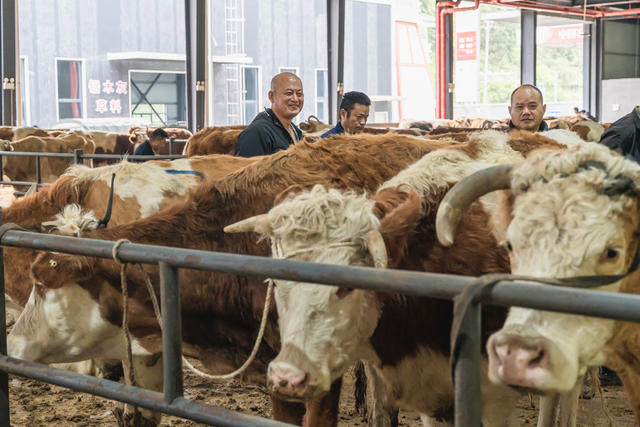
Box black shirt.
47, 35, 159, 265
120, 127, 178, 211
508, 120, 549, 132
133, 140, 154, 162
600, 108, 640, 164
234, 108, 303, 157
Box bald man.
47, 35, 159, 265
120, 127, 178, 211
508, 84, 548, 132
235, 72, 304, 157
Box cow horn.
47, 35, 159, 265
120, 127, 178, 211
25, 184, 38, 196
436, 164, 513, 247
364, 229, 388, 268
224, 214, 271, 234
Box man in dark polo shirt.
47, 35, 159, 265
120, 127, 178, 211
600, 106, 640, 163
234, 72, 304, 157
508, 84, 548, 132
133, 128, 168, 162
321, 91, 371, 138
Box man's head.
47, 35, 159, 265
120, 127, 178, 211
149, 128, 168, 152
269, 73, 304, 122
339, 91, 370, 134
508, 85, 546, 132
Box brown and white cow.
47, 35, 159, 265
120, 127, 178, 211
223, 130, 586, 425
436, 142, 640, 425
570, 120, 606, 143
0, 126, 50, 141
16, 134, 460, 425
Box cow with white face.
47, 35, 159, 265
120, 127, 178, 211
436, 143, 640, 423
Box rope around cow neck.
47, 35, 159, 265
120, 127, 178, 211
111, 238, 273, 382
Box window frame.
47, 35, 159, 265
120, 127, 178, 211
314, 68, 328, 122
54, 57, 86, 121
128, 68, 187, 125
278, 67, 299, 75
242, 65, 262, 124
19, 56, 31, 126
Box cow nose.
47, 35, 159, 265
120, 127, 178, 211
267, 362, 311, 399
490, 340, 549, 388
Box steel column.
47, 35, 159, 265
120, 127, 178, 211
444, 12, 454, 119
327, 0, 345, 124
185, 0, 206, 132
594, 18, 603, 121
453, 299, 482, 426
520, 10, 536, 85
1, 0, 17, 126
0, 210, 9, 427
582, 23, 592, 113
159, 262, 183, 403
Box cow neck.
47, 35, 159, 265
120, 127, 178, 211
370, 202, 509, 368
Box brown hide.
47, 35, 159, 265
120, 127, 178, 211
184, 127, 245, 156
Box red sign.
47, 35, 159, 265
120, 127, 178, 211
538, 25, 584, 45
457, 31, 477, 61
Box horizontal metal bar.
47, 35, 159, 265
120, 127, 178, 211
0, 356, 291, 427
5, 230, 640, 323
0, 181, 50, 187
0, 151, 73, 158
84, 154, 186, 160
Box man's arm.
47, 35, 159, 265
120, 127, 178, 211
600, 129, 626, 154
234, 126, 272, 157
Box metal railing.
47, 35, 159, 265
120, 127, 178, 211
0, 137, 188, 195
1, 229, 640, 425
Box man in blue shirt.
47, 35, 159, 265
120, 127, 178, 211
321, 91, 371, 138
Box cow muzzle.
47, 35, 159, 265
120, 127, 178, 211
488, 332, 574, 393
267, 343, 328, 401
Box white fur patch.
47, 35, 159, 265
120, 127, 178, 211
65, 158, 200, 217
41, 204, 99, 236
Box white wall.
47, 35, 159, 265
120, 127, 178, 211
601, 78, 640, 123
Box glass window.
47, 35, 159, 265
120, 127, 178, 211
130, 72, 186, 126
279, 67, 298, 75
57, 60, 83, 119
243, 66, 260, 123
20, 57, 30, 125
315, 69, 328, 122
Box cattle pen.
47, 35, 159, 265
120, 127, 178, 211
0, 226, 640, 425
0, 138, 188, 195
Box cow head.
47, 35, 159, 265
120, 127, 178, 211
8, 251, 125, 363
437, 143, 640, 394
0, 139, 13, 151
225, 184, 423, 401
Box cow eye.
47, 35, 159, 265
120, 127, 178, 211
605, 248, 619, 260
505, 241, 513, 252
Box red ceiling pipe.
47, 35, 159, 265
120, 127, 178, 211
434, 0, 640, 118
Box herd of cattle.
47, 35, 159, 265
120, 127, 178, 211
0, 116, 633, 426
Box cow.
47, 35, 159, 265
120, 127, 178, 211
223, 130, 587, 425
299, 116, 332, 133
0, 134, 95, 187
129, 127, 193, 155
435, 142, 640, 425
79, 131, 136, 165
0, 126, 50, 141
17, 133, 477, 426
183, 126, 245, 157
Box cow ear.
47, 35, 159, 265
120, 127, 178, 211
274, 185, 306, 205
372, 188, 425, 266
30, 252, 93, 289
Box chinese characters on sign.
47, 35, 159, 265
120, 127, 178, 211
456, 31, 477, 61
89, 79, 128, 114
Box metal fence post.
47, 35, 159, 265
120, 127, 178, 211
0, 209, 10, 426
453, 299, 482, 427
0, 155, 4, 182
159, 262, 183, 403
35, 155, 41, 185
73, 149, 83, 165
169, 137, 174, 155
